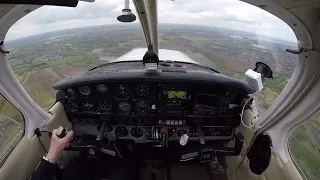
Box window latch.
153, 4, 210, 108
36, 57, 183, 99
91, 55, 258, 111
0, 41, 10, 54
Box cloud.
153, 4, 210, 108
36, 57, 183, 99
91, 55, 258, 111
6, 0, 297, 42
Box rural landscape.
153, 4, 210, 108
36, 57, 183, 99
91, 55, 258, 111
0, 24, 318, 178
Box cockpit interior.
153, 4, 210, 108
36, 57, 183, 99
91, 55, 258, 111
0, 0, 320, 180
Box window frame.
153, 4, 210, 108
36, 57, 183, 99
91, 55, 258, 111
0, 93, 25, 167
287, 108, 320, 180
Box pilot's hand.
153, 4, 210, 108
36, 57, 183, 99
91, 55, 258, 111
46, 129, 74, 162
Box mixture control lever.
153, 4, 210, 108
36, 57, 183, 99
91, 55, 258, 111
107, 131, 123, 158
56, 126, 67, 138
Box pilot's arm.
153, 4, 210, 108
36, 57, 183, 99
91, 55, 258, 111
31, 129, 74, 180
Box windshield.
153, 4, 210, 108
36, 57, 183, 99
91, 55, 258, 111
6, 0, 297, 111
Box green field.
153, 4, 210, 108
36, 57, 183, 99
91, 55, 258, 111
0, 96, 23, 123
2, 53, 99, 114
32, 53, 99, 68
0, 94, 23, 157
289, 115, 320, 180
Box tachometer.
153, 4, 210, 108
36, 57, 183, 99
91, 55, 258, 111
78, 86, 90, 96
115, 84, 130, 100
96, 84, 108, 94
116, 126, 128, 137
136, 84, 149, 96
130, 127, 144, 138
118, 102, 131, 113
98, 99, 112, 112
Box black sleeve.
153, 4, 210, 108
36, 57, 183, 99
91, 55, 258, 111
31, 159, 59, 180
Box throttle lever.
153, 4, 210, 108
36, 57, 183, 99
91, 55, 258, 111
197, 124, 205, 145
56, 126, 67, 138
96, 122, 107, 141
107, 131, 123, 158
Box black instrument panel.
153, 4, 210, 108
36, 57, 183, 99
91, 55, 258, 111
58, 81, 246, 144
54, 62, 251, 159
61, 82, 241, 116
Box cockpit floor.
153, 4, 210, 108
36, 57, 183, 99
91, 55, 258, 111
140, 163, 228, 180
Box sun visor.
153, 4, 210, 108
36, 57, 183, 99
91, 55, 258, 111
0, 0, 79, 7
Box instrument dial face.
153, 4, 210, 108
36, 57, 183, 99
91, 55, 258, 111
66, 88, 75, 97
96, 84, 108, 94
81, 100, 93, 110
78, 86, 91, 96
135, 101, 149, 113
115, 84, 130, 100
116, 126, 128, 137
136, 84, 149, 96
118, 102, 131, 113
130, 127, 144, 138
98, 99, 112, 112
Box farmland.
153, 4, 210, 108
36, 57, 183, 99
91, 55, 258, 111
289, 112, 320, 180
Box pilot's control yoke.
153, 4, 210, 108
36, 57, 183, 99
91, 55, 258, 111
56, 126, 67, 138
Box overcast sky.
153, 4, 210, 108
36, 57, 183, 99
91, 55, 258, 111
6, 0, 297, 43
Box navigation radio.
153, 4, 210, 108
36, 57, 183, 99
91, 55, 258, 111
160, 85, 190, 115
193, 93, 229, 115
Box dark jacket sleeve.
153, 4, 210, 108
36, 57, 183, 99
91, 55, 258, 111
31, 158, 59, 180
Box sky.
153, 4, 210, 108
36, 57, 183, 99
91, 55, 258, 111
6, 0, 297, 43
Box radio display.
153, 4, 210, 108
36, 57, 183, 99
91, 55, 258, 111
198, 94, 218, 107
167, 91, 187, 99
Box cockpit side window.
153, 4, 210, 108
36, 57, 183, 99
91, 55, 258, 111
0, 94, 24, 167
288, 111, 320, 180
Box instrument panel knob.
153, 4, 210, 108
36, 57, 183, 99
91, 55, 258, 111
180, 134, 189, 146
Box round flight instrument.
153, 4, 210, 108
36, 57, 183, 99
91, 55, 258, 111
135, 101, 149, 113
96, 84, 108, 94
118, 102, 131, 113
98, 99, 112, 112
131, 127, 143, 138
81, 100, 93, 110
115, 84, 130, 100
66, 88, 75, 97
116, 126, 128, 137
78, 86, 90, 96
136, 84, 149, 96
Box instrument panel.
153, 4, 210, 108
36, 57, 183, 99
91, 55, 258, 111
59, 81, 245, 144
54, 62, 253, 159
62, 82, 238, 116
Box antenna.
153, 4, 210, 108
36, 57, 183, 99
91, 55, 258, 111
117, 0, 136, 23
